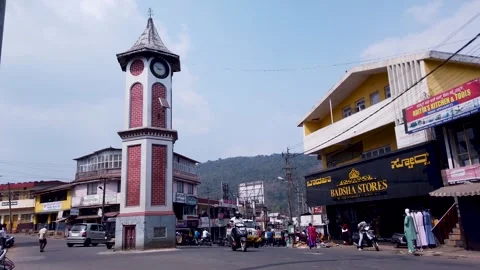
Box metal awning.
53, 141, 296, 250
76, 215, 101, 220
429, 183, 480, 197
104, 212, 118, 218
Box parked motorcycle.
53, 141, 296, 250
0, 248, 15, 269
199, 237, 212, 246
229, 223, 248, 252
352, 224, 380, 251
4, 236, 14, 249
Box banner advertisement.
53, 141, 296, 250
403, 78, 480, 134
43, 201, 62, 211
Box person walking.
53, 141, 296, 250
38, 225, 48, 252
307, 223, 317, 249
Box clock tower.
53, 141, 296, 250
115, 15, 180, 250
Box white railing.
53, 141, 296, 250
173, 162, 197, 174
304, 98, 396, 154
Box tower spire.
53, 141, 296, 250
148, 8, 153, 19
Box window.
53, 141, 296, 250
90, 224, 98, 231
87, 183, 98, 195
176, 181, 184, 193
361, 145, 391, 159
12, 191, 19, 200
355, 99, 366, 112
453, 120, 480, 166
183, 205, 197, 216
117, 181, 121, 193
370, 92, 380, 105
153, 227, 167, 238
187, 184, 194, 195
385, 85, 391, 98
343, 106, 352, 118
20, 214, 31, 222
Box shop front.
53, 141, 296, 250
403, 77, 480, 250
305, 142, 450, 240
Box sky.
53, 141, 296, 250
1, 0, 480, 182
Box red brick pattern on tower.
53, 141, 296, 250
130, 60, 144, 76
151, 83, 167, 128
126, 145, 141, 207
129, 83, 143, 128
151, 144, 167, 206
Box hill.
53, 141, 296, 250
197, 153, 320, 214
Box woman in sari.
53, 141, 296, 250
307, 223, 317, 249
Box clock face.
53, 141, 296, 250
150, 59, 169, 79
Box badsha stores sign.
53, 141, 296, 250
305, 142, 442, 206
329, 169, 388, 200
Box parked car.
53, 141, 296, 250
66, 223, 106, 247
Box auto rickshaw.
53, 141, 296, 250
243, 219, 262, 248
273, 231, 285, 247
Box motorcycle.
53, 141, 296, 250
199, 237, 212, 246
4, 236, 14, 249
229, 223, 248, 252
352, 224, 380, 251
0, 248, 15, 270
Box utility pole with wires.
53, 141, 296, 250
282, 148, 295, 224
7, 181, 12, 234
204, 185, 212, 235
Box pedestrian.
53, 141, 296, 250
38, 225, 48, 252
307, 223, 317, 249
341, 223, 350, 245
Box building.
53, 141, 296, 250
406, 77, 480, 250
71, 147, 122, 223
34, 183, 72, 233
298, 51, 480, 240
0, 181, 65, 233
197, 198, 237, 240
172, 153, 200, 230
114, 15, 181, 250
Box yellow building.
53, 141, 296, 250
34, 183, 73, 231
299, 50, 480, 239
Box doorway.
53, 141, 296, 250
123, 225, 136, 250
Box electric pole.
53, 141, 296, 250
100, 177, 106, 225
205, 185, 212, 235
7, 182, 12, 234
282, 148, 295, 224
0, 0, 6, 65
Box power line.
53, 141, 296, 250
296, 32, 480, 157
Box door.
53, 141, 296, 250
12, 215, 18, 232
123, 225, 136, 250
89, 224, 99, 242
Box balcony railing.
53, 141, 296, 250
304, 98, 396, 154
75, 168, 121, 180
173, 162, 198, 182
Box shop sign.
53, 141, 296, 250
186, 196, 197, 206
42, 201, 62, 211
305, 142, 442, 206
312, 206, 325, 214
1, 201, 17, 206
174, 193, 186, 203
176, 220, 188, 228
70, 208, 79, 216
442, 165, 480, 184
403, 78, 480, 134
81, 194, 117, 206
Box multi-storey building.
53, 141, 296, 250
71, 147, 122, 224
72, 147, 200, 228
34, 183, 73, 232
172, 153, 200, 230
0, 181, 64, 233
299, 51, 480, 241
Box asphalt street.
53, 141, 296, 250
6, 235, 479, 270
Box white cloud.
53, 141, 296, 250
406, 0, 443, 24
361, 0, 480, 59
2, 0, 212, 141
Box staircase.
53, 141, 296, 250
432, 203, 460, 246
444, 223, 463, 247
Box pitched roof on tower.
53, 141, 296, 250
116, 17, 181, 72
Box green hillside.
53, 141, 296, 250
197, 153, 320, 213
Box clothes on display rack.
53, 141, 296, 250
423, 210, 436, 246
414, 211, 428, 247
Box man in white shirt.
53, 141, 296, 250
202, 228, 210, 239
38, 225, 48, 252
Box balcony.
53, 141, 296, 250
173, 162, 199, 182
303, 98, 396, 154
75, 168, 121, 181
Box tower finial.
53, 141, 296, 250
148, 8, 153, 19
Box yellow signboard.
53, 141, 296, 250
391, 153, 429, 169
306, 176, 331, 187
329, 168, 388, 199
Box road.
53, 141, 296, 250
6, 235, 479, 270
